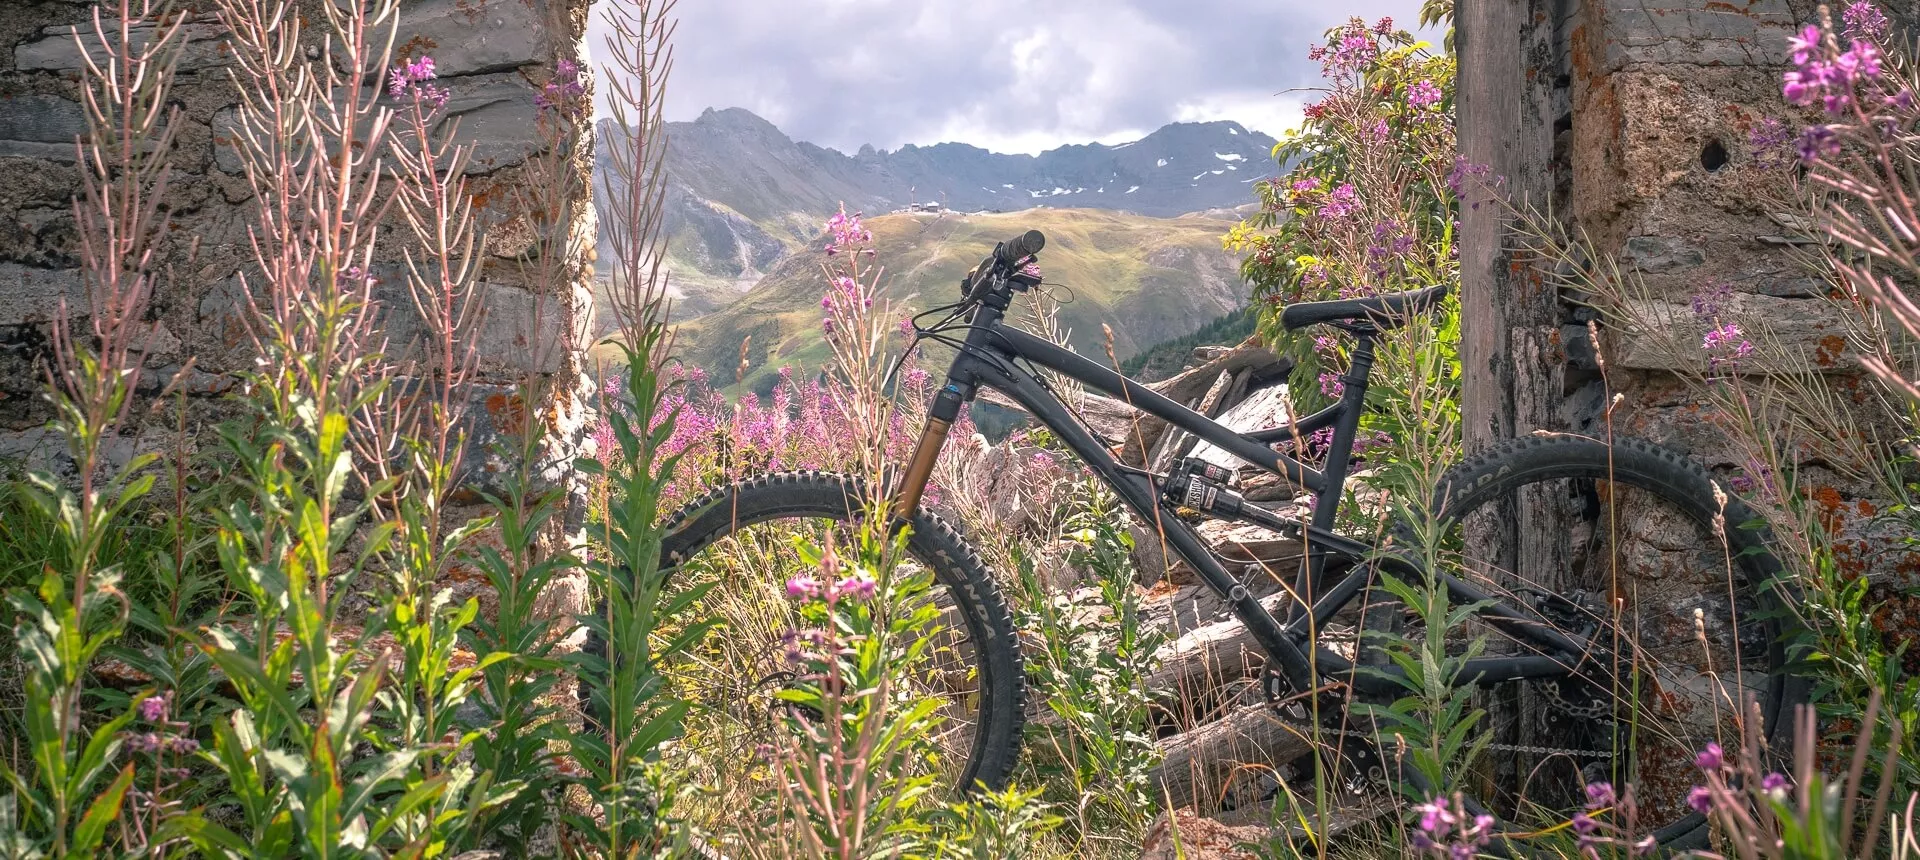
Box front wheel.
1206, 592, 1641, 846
1377, 434, 1809, 850
580, 471, 1026, 830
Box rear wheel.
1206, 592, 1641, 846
1374, 435, 1807, 849
580, 471, 1025, 831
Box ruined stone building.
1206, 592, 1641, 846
1460, 0, 1919, 592
0, 0, 596, 486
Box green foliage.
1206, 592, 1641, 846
1117, 307, 1258, 383
1224, 18, 1457, 395
1012, 480, 1164, 845
1352, 570, 1495, 795
926, 785, 1063, 860
572, 337, 717, 857
759, 524, 951, 858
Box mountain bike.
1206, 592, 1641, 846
606, 229, 1808, 849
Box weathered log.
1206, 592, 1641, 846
1152, 703, 1315, 813
1189, 384, 1297, 471
1121, 339, 1291, 466
1146, 595, 1287, 723
974, 385, 1137, 443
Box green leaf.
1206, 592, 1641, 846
69, 764, 134, 855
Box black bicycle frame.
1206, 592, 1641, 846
901, 290, 1599, 698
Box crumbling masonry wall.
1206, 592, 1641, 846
0, 0, 596, 497
1553, 0, 1920, 584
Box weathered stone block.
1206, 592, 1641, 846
15, 16, 233, 73
1599, 0, 1795, 72
0, 94, 87, 162
1609, 293, 1859, 374
1621, 234, 1705, 273
434, 74, 543, 175
0, 263, 84, 325
372, 278, 568, 376
391, 0, 547, 76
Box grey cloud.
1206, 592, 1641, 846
588, 0, 1425, 153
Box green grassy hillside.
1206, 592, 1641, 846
667, 208, 1250, 392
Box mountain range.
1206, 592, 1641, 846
588, 108, 1282, 384
593, 108, 1280, 315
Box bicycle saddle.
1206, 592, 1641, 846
1278, 284, 1450, 332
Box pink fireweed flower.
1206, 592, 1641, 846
1317, 183, 1360, 220
1788, 24, 1822, 65
389, 55, 448, 110
1844, 1, 1890, 40
592, 420, 617, 461
1585, 781, 1615, 809
1703, 322, 1754, 367
535, 58, 587, 114
785, 574, 822, 600
832, 572, 877, 601
825, 208, 873, 252
1407, 79, 1444, 110
139, 694, 168, 722
1318, 371, 1345, 398
1687, 785, 1714, 814
1694, 742, 1724, 770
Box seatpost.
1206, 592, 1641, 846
1284, 329, 1378, 624
1313, 329, 1376, 535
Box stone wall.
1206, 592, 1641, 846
0, 0, 595, 492
1556, 0, 1918, 584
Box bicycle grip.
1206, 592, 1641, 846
993, 230, 1045, 266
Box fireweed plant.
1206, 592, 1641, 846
0, 0, 699, 855
1223, 17, 1484, 851
1011, 479, 1164, 847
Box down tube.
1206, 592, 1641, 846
983, 362, 1318, 691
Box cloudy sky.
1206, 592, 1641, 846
587, 0, 1430, 155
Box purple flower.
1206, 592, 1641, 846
1690, 281, 1733, 319
1585, 781, 1616, 809
1687, 785, 1715, 814
1703, 322, 1754, 368
1844, 1, 1889, 40
1416, 799, 1456, 837
1571, 813, 1597, 835
1317, 183, 1360, 220
1761, 772, 1789, 792
785, 575, 821, 600
1407, 79, 1444, 110
389, 56, 448, 110
825, 209, 872, 251
1788, 24, 1823, 66
1797, 124, 1839, 162
832, 573, 877, 601
1318, 371, 1345, 398
139, 694, 168, 722
1694, 741, 1724, 771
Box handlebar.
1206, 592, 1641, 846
993, 229, 1045, 267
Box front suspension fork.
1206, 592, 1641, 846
892, 382, 970, 519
